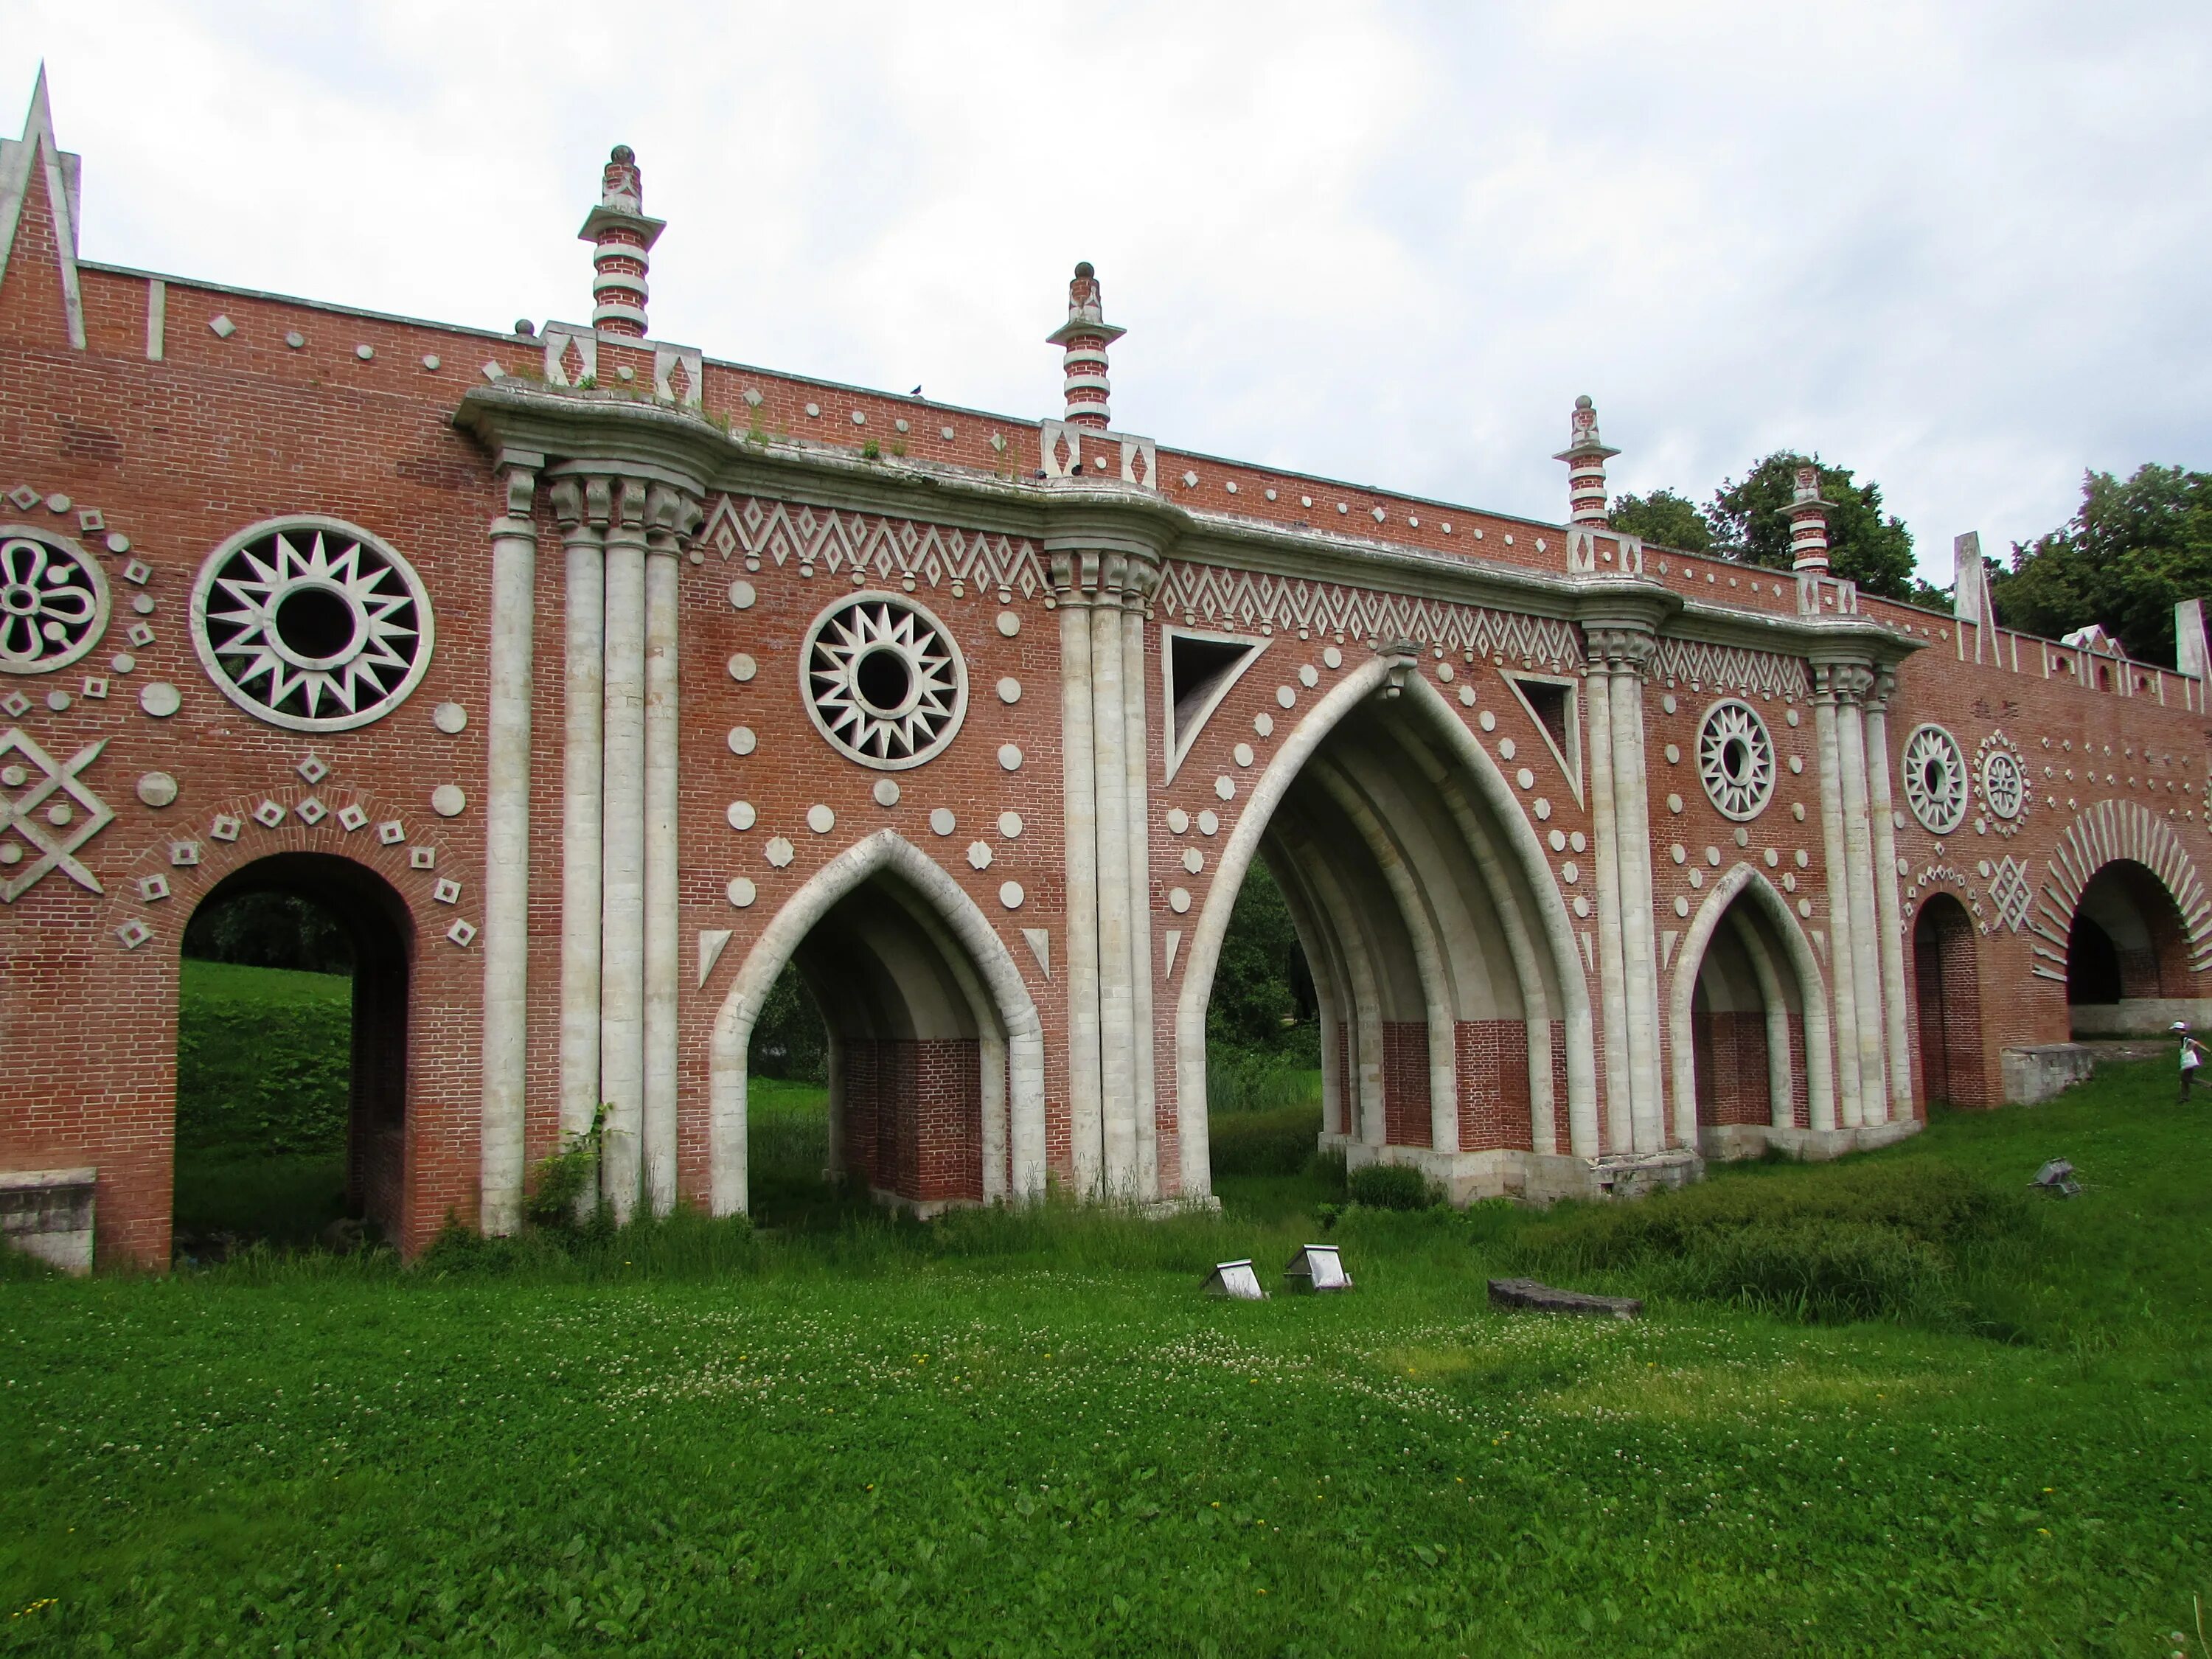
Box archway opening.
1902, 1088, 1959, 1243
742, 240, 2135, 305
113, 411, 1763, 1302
174, 852, 411, 1259
748, 864, 1006, 1223
1911, 892, 1986, 1107
1187, 683, 1584, 1204
2067, 860, 2194, 1037
743, 962, 849, 1230
1200, 855, 1325, 1214
1683, 885, 1809, 1151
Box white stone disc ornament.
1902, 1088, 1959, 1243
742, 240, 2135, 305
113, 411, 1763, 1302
191, 517, 434, 731
1902, 723, 1969, 835
801, 592, 967, 770
0, 529, 108, 674
1697, 699, 1775, 821
1980, 744, 2025, 821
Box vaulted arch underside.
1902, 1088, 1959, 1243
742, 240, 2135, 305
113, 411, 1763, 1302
1177, 663, 1596, 1196
709, 830, 1046, 1215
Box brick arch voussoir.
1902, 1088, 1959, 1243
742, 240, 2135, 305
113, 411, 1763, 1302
2033, 799, 2212, 983
98, 781, 466, 967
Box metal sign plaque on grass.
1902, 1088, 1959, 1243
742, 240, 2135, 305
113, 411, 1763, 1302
1284, 1243, 1352, 1292
1203, 1259, 1267, 1300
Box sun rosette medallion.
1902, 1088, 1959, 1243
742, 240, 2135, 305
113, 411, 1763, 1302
1975, 731, 2027, 837
1696, 698, 1775, 821
1901, 723, 1969, 835
801, 592, 968, 770
189, 517, 435, 732
0, 527, 108, 675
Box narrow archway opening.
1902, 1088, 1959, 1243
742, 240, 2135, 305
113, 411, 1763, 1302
2067, 860, 2193, 1036
1683, 888, 1808, 1153
1200, 853, 1324, 1214
1912, 892, 1986, 1107
743, 962, 846, 1230
174, 852, 410, 1260
746, 867, 1004, 1225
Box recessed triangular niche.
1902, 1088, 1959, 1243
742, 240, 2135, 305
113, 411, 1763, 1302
1161, 626, 1268, 782
1499, 669, 1584, 808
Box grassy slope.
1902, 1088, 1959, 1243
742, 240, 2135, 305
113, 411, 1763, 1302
1, 1065, 2208, 1655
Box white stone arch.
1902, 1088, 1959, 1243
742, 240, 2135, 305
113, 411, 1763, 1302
709, 828, 1046, 1214
2036, 799, 2212, 979
1173, 658, 1596, 1194
1668, 862, 1837, 1136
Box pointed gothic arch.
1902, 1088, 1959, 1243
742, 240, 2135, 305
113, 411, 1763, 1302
1173, 658, 1597, 1194
709, 829, 1046, 1215
1668, 863, 1837, 1144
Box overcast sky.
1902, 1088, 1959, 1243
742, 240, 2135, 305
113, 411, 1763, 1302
10, 2, 2211, 584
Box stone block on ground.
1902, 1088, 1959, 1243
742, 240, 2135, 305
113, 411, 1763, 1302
1487, 1276, 1642, 1319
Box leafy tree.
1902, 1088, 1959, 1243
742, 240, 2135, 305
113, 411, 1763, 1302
1707, 452, 1917, 599
1608, 488, 1713, 555
181, 891, 353, 975
750, 964, 827, 1082
1989, 464, 2212, 667
1206, 858, 1315, 1053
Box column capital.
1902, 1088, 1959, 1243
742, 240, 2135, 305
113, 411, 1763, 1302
1813, 661, 1878, 705
1583, 623, 1659, 676
643, 479, 704, 555
1865, 667, 1899, 712
549, 474, 613, 532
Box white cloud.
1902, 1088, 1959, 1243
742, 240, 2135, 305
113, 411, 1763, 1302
10, 1, 2211, 579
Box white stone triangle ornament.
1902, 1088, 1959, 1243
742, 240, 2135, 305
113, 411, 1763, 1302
697, 928, 731, 987
1164, 929, 1182, 978
1021, 926, 1051, 979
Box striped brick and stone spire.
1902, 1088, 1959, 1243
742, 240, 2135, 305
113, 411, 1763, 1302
1554, 394, 1619, 527
1786, 463, 1837, 572
1046, 261, 1124, 431
578, 145, 664, 339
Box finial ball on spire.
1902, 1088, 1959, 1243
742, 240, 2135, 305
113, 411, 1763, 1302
611, 144, 634, 165
1074, 260, 1094, 279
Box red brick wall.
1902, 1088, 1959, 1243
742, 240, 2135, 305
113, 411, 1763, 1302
1913, 894, 1988, 1108
1380, 1020, 1430, 1147
1691, 1009, 1772, 1127
839, 1037, 981, 1204
1455, 1018, 1532, 1151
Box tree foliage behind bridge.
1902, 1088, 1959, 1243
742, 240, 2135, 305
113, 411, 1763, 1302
1989, 464, 2212, 667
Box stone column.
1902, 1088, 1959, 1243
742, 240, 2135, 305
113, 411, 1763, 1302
640, 483, 699, 1216
1811, 668, 1863, 1129
1119, 573, 1161, 1201
1089, 554, 1138, 1196
1581, 653, 1632, 1153
1052, 553, 1105, 1194
478, 448, 542, 1236
599, 479, 650, 1220
552, 476, 610, 1200
1832, 666, 1891, 1126
1863, 670, 1914, 1118
1604, 633, 1665, 1151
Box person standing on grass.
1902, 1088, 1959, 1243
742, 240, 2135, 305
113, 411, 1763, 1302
2176, 1020, 2205, 1102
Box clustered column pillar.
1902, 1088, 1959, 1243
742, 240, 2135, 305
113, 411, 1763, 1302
1608, 628, 1666, 1150
1811, 664, 1865, 1128
1831, 666, 1891, 1126
478, 448, 543, 1235
1582, 646, 1632, 1153
553, 477, 610, 1200
1051, 540, 1162, 1198
549, 465, 700, 1223
1863, 670, 1914, 1116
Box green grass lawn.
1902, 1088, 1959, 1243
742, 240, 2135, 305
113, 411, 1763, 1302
4, 1062, 2209, 1654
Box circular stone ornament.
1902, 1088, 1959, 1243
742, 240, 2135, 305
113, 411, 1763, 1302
432, 701, 467, 733
136, 771, 178, 807
190, 517, 434, 731
139, 681, 181, 717
1902, 723, 1969, 835
0, 528, 109, 674
431, 784, 467, 817
1697, 699, 1776, 821
801, 591, 967, 770
1980, 744, 2026, 821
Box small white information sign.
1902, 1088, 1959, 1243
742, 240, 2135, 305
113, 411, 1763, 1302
1284, 1244, 1352, 1293
1202, 1259, 1268, 1301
